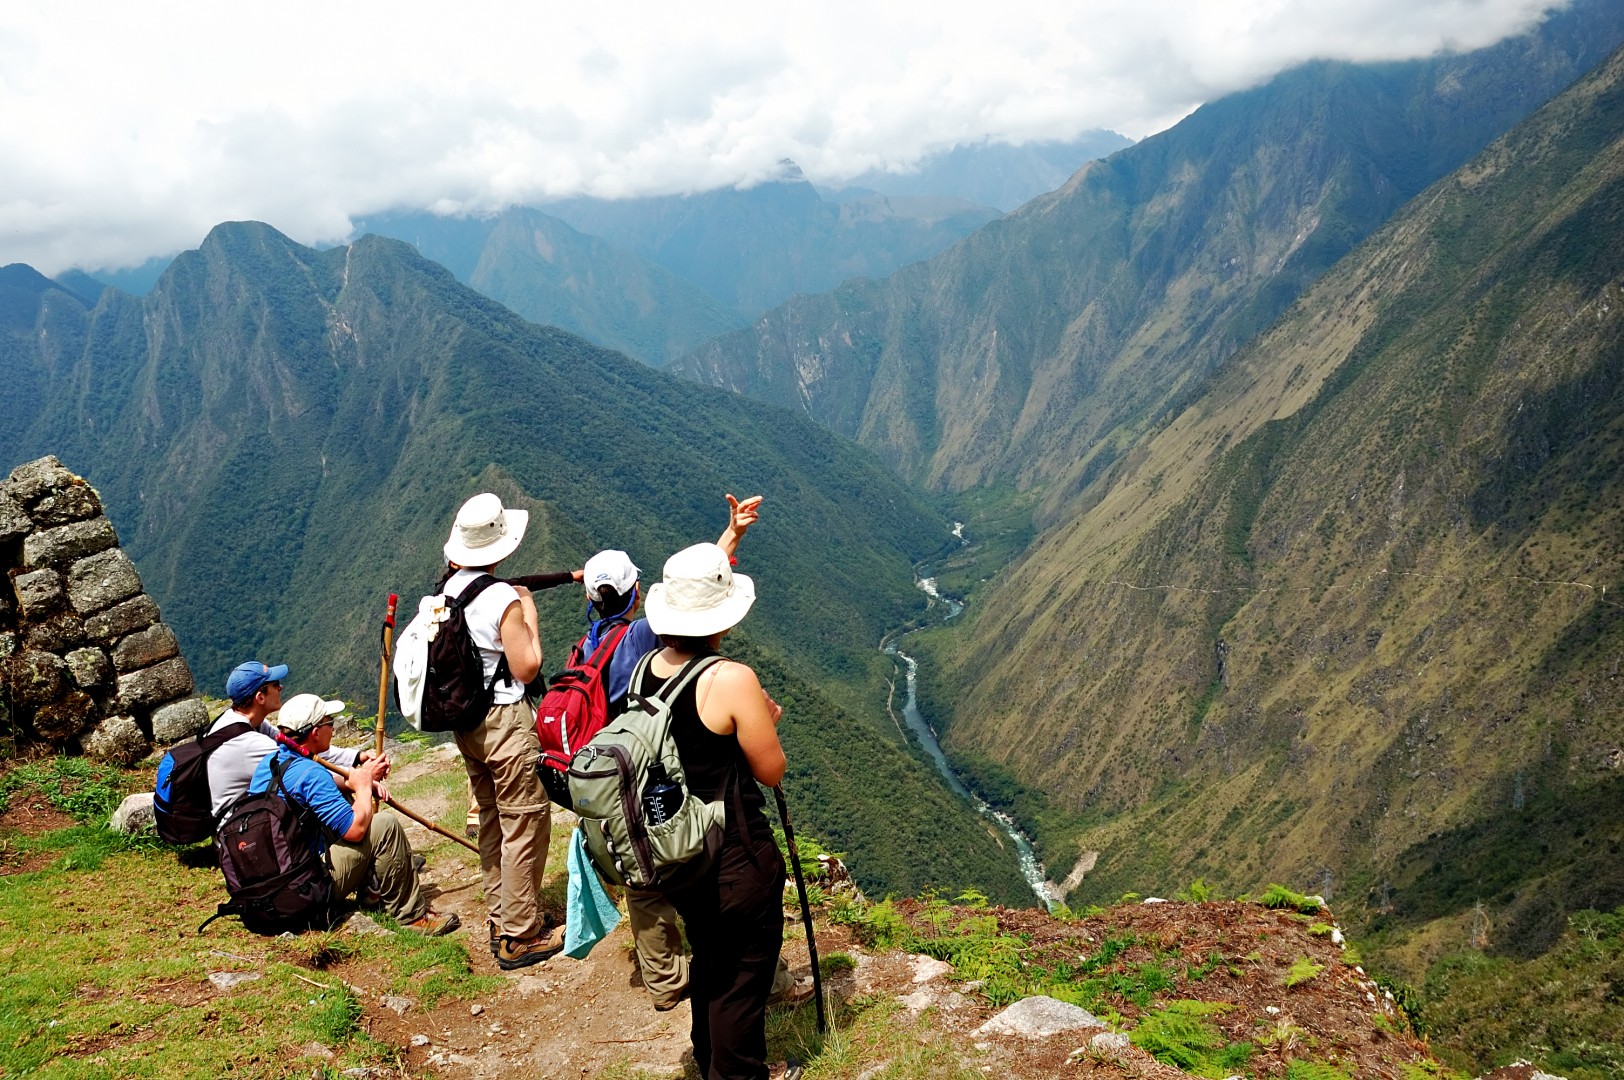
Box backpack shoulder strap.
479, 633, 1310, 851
449, 573, 502, 611
584, 622, 633, 672
198, 720, 253, 755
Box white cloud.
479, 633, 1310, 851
0, 0, 1565, 273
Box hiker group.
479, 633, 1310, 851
157, 490, 799, 1080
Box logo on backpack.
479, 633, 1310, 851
534, 622, 632, 809
394, 575, 511, 732
202, 755, 333, 935
567, 652, 727, 890
152, 720, 252, 845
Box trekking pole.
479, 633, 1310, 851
772, 785, 827, 1034
313, 756, 480, 854
375, 593, 398, 758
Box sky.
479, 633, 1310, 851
0, 0, 1565, 274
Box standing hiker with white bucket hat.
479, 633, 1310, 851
441, 492, 563, 968
639, 541, 787, 1080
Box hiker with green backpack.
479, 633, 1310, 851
546, 494, 762, 1011
593, 541, 787, 1080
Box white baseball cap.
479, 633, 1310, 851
583, 549, 640, 598
276, 693, 346, 736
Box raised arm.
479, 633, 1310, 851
717, 494, 763, 559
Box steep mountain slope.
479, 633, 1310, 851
927, 41, 1624, 957
822, 130, 1134, 212
677, 0, 1624, 508
544, 163, 1001, 316
0, 224, 1030, 902
356, 207, 743, 366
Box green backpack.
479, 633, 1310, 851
566, 652, 727, 890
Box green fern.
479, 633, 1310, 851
1285, 1061, 1353, 1080
1261, 883, 1326, 913
1285, 957, 1325, 987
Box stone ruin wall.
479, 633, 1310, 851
0, 456, 207, 765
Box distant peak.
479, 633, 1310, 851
772, 158, 807, 184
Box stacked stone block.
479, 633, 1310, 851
0, 456, 206, 764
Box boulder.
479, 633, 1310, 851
24, 612, 86, 653
111, 792, 157, 834
974, 996, 1102, 1039
151, 696, 209, 743
23, 517, 116, 569
33, 690, 98, 740
0, 495, 30, 544
65, 646, 113, 689
29, 483, 102, 526
3, 649, 67, 705
85, 715, 150, 766
67, 549, 142, 614
111, 624, 179, 673
84, 594, 161, 643
4, 456, 77, 505
12, 568, 64, 618
117, 658, 194, 713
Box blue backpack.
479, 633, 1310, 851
153, 721, 251, 844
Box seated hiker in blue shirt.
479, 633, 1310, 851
247, 693, 459, 935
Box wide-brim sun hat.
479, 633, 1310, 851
444, 492, 529, 566
644, 542, 755, 637
277, 693, 345, 736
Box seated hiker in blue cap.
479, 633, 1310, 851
247, 693, 458, 935
204, 659, 384, 822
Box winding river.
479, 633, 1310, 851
882, 543, 1054, 910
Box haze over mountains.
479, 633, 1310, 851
0, 226, 1029, 903
676, 0, 1624, 511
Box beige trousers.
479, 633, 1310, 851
627, 887, 688, 1005
328, 809, 425, 923
456, 700, 551, 940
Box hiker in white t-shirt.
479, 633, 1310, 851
440, 493, 560, 969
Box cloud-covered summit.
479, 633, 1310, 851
0, 0, 1561, 274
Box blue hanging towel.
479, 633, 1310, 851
564, 827, 621, 959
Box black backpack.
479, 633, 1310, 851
153, 721, 252, 844
202, 756, 334, 935
395, 574, 512, 732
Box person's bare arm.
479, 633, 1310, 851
717, 494, 763, 559
697, 661, 785, 786
499, 588, 542, 684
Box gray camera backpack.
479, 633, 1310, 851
566, 652, 728, 890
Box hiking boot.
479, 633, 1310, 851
769, 976, 817, 1009
404, 910, 461, 937
496, 925, 565, 970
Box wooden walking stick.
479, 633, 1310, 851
773, 784, 827, 1034
314, 755, 480, 854
375, 593, 398, 758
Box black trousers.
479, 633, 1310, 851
671, 826, 786, 1080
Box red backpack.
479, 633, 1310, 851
535, 622, 632, 808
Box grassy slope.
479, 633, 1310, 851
929, 44, 1624, 958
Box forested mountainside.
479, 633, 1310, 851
354, 207, 743, 366
0, 225, 1029, 903
676, 0, 1624, 514
820, 129, 1134, 212
924, 39, 1624, 966
543, 162, 1001, 316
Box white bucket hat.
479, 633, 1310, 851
443, 492, 529, 566
644, 543, 755, 638
277, 693, 345, 736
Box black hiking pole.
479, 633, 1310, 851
772, 784, 826, 1034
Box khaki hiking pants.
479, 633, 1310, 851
457, 700, 551, 940
627, 887, 688, 1006
328, 809, 426, 923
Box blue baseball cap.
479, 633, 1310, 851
226, 660, 289, 702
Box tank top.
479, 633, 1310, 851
637, 653, 769, 835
